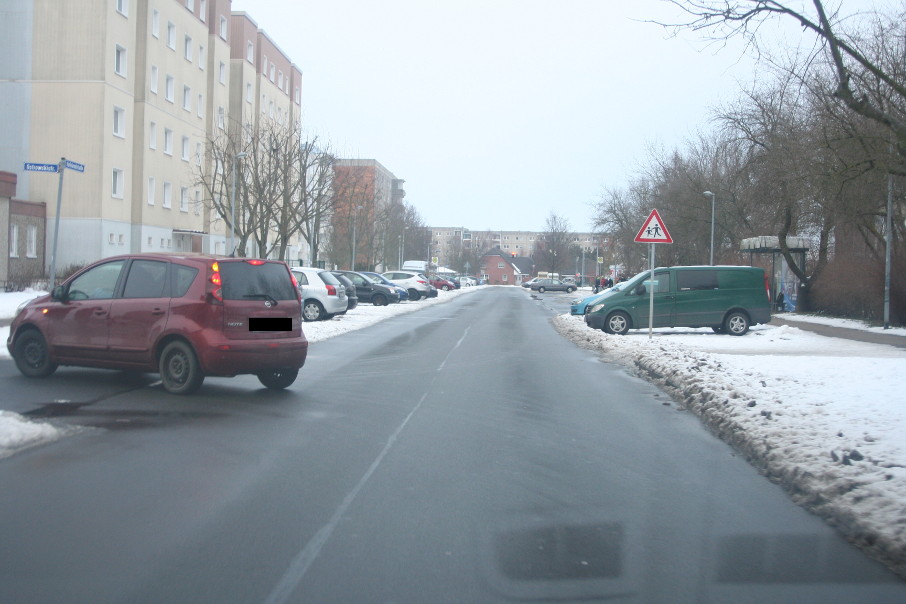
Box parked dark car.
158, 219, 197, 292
331, 272, 358, 311
334, 270, 401, 306
6, 254, 308, 394
529, 278, 576, 293
361, 271, 410, 302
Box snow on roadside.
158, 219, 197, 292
553, 313, 906, 577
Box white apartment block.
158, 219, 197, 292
0, 0, 302, 269
431, 227, 609, 266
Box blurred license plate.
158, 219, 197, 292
249, 317, 291, 332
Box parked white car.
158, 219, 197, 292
290, 267, 348, 321
381, 270, 437, 301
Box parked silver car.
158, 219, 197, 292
291, 267, 348, 321
382, 270, 437, 301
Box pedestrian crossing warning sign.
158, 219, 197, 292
634, 209, 673, 244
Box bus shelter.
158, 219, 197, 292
740, 236, 810, 312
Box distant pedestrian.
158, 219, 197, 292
593, 277, 600, 293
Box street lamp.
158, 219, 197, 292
703, 190, 716, 265
399, 226, 408, 270
351, 205, 363, 270
229, 152, 247, 256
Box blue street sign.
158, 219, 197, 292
64, 160, 85, 173
24, 162, 59, 173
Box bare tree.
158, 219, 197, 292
537, 213, 575, 275
663, 0, 906, 159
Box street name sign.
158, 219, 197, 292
64, 160, 85, 173
24, 162, 59, 173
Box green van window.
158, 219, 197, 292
677, 270, 718, 291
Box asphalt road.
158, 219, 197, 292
1, 288, 903, 603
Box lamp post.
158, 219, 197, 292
399, 226, 408, 270
229, 152, 247, 256
351, 205, 363, 270
703, 190, 716, 265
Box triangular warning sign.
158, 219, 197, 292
634, 209, 673, 244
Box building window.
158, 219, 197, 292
182, 85, 191, 110
218, 61, 226, 84
150, 64, 158, 93
184, 35, 193, 61
151, 9, 159, 37
185, 0, 194, 10
247, 41, 254, 62
114, 45, 127, 76
163, 182, 172, 208
148, 176, 155, 205
502, 274, 508, 282
217, 107, 224, 129
181, 136, 189, 160
269, 64, 275, 81
200, 0, 207, 21
165, 75, 174, 102
167, 22, 175, 49
219, 15, 227, 39
194, 189, 202, 215
113, 106, 125, 138
112, 168, 124, 198
180, 187, 189, 212
498, 262, 505, 269
164, 128, 173, 155
197, 93, 204, 116
246, 83, 252, 103
116, 0, 128, 17
147, 236, 153, 247
198, 44, 205, 69
148, 121, 157, 149
9, 224, 18, 258
262, 56, 268, 72
295, 87, 301, 104
25, 224, 38, 258
277, 70, 283, 88
195, 142, 202, 165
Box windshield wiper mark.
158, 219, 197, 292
243, 293, 278, 306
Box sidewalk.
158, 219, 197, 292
770, 316, 906, 349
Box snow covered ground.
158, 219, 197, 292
2, 286, 906, 576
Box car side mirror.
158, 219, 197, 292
51, 285, 67, 301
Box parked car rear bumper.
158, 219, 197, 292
196, 336, 308, 376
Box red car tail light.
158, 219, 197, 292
325, 284, 337, 296
208, 261, 224, 304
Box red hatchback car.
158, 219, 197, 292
6, 254, 308, 394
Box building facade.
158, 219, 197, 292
0, 0, 302, 274
430, 226, 610, 276
331, 159, 405, 271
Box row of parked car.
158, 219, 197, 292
289, 267, 450, 321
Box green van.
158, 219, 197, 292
584, 266, 771, 336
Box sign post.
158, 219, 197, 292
25, 157, 85, 288
634, 209, 674, 339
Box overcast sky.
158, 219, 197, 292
230, 0, 876, 233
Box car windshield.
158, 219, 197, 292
220, 261, 297, 301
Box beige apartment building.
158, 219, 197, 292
0, 0, 302, 272
431, 227, 610, 270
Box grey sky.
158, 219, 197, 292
230, 0, 863, 233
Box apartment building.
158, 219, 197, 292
331, 159, 406, 270
431, 227, 610, 271
0, 0, 302, 270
